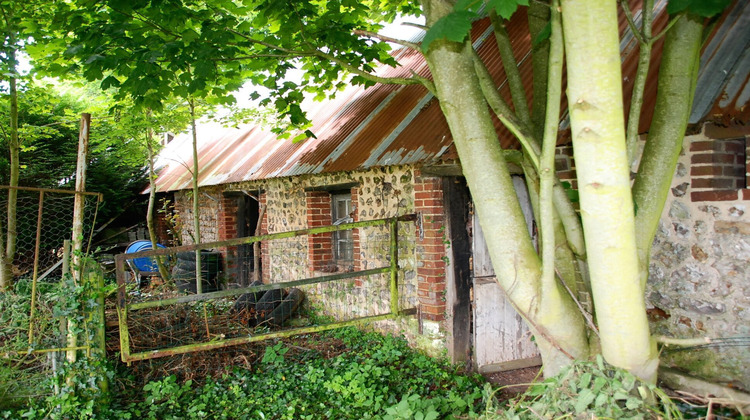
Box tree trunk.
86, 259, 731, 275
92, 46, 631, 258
527, 0, 551, 141
68, 113, 91, 364
624, 0, 654, 165
145, 125, 171, 281
188, 98, 203, 293
560, 0, 657, 382
1, 47, 20, 290
421, 0, 588, 377
632, 14, 704, 289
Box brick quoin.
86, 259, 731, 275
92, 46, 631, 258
688, 138, 748, 202
351, 187, 362, 284
690, 190, 739, 202
414, 173, 447, 322
306, 191, 333, 272
691, 153, 736, 165
260, 192, 270, 284
691, 166, 724, 176
691, 178, 736, 190
216, 194, 240, 284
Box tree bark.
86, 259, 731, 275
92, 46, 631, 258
188, 98, 203, 293
1, 46, 19, 290
623, 0, 654, 165
632, 14, 704, 289
422, 0, 588, 377
145, 124, 171, 281
489, 10, 532, 128
538, 0, 564, 296
528, 0, 551, 141
560, 0, 657, 382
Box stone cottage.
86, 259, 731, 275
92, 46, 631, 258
148, 3, 750, 386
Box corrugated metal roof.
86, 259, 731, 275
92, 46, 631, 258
150, 1, 749, 193
690, 0, 750, 125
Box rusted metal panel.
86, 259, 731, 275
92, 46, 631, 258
149, 1, 747, 194
691, 0, 750, 125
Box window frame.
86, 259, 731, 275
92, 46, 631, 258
331, 192, 354, 264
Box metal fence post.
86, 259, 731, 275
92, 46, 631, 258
28, 190, 44, 346
389, 218, 399, 316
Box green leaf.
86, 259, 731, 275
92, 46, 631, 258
101, 75, 121, 90
421, 11, 476, 52
574, 389, 596, 413
488, 0, 529, 20
578, 372, 592, 389
532, 22, 551, 47
454, 0, 484, 13
666, 0, 729, 17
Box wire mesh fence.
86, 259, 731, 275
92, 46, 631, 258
0, 187, 102, 406
115, 214, 418, 363
0, 187, 101, 284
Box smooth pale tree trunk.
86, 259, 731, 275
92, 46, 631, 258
188, 98, 203, 293
489, 10, 531, 128
472, 53, 587, 260
624, 0, 654, 165
527, 0, 551, 141
421, 0, 588, 377
67, 113, 91, 364
560, 0, 657, 382
632, 14, 704, 289
1, 47, 20, 290
145, 127, 171, 281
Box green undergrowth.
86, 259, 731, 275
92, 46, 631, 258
481, 355, 687, 420
4, 327, 484, 419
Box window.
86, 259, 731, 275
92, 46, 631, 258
331, 193, 353, 262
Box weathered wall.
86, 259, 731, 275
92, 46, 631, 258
174, 165, 448, 356
647, 130, 749, 389
556, 131, 750, 387
173, 187, 223, 244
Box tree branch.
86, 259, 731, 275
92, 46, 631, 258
619, 0, 647, 45
489, 10, 532, 128
650, 13, 684, 45
313, 50, 424, 86
539, 0, 564, 299
624, 0, 653, 166
472, 45, 587, 259
352, 29, 420, 50
655, 336, 711, 346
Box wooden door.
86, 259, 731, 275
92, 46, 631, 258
472, 176, 541, 372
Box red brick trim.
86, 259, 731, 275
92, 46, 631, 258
689, 138, 747, 202
690, 190, 739, 202
306, 191, 333, 272
414, 174, 447, 322
260, 192, 270, 284
351, 187, 361, 284
217, 193, 240, 283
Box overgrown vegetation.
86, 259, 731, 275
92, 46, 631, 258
3, 326, 484, 419
482, 356, 682, 419
3, 299, 744, 419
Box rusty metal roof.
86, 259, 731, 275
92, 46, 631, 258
150, 1, 749, 193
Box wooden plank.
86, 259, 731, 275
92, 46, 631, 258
473, 277, 540, 368
472, 216, 495, 277
477, 356, 542, 374
443, 177, 472, 364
